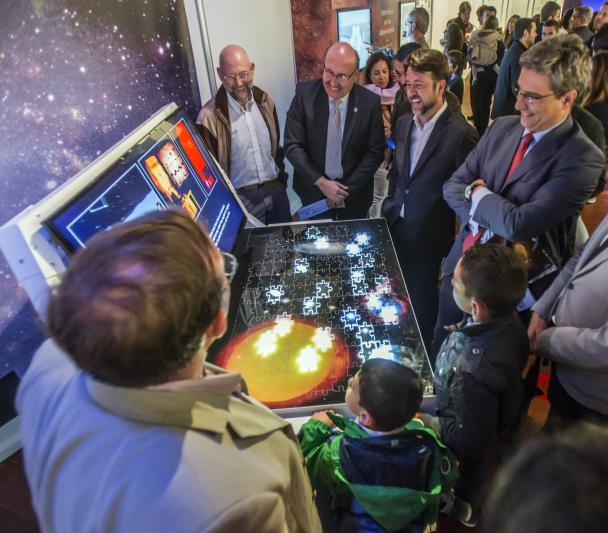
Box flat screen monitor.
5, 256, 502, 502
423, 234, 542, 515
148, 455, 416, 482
43, 107, 245, 254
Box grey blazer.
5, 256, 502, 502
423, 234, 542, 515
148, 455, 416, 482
533, 214, 608, 415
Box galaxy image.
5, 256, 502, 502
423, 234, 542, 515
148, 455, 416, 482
0, 0, 202, 394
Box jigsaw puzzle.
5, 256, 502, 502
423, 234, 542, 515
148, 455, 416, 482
208, 219, 433, 413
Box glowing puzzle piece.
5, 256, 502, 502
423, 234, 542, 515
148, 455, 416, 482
380, 304, 400, 325
315, 280, 333, 299
273, 316, 294, 337
296, 345, 321, 373
294, 258, 309, 274
314, 236, 329, 250
312, 327, 334, 352
355, 322, 376, 350
346, 243, 361, 257
370, 342, 395, 361
255, 330, 278, 358
340, 307, 361, 330
305, 226, 320, 239
350, 269, 364, 282
350, 269, 368, 296
374, 275, 392, 294
266, 284, 284, 304
366, 292, 382, 312
355, 233, 370, 246
359, 253, 375, 268
303, 297, 320, 316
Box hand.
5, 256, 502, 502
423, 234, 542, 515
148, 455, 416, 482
528, 311, 548, 353
316, 177, 349, 204
418, 413, 441, 434
311, 410, 335, 427
471, 178, 486, 188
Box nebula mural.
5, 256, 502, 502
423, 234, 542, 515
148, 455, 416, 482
0, 0, 201, 416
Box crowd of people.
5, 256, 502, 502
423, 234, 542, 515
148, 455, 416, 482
15, 2, 608, 533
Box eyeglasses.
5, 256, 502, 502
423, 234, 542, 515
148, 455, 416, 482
221, 69, 251, 82
513, 85, 555, 104
222, 252, 238, 282
323, 68, 356, 82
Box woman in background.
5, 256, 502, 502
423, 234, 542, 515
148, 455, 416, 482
504, 14, 520, 48
363, 52, 399, 218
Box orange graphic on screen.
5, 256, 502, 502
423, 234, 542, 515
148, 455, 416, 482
144, 155, 181, 202
158, 142, 189, 186
176, 122, 215, 191
215, 317, 350, 409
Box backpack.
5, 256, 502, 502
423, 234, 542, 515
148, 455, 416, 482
469, 30, 499, 66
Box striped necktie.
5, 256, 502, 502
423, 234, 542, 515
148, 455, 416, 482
325, 99, 343, 180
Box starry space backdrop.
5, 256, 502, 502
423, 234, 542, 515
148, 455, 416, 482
0, 0, 202, 406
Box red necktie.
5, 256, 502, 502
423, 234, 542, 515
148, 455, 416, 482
463, 132, 534, 253
506, 132, 534, 179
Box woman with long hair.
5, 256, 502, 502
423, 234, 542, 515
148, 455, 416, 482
505, 15, 521, 48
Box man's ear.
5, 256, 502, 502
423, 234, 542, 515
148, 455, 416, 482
203, 308, 227, 349
471, 297, 490, 320
250, 62, 256, 74
562, 89, 578, 109
216, 66, 223, 80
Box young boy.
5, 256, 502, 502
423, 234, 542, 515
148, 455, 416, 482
299, 359, 458, 532
446, 49, 466, 105
421, 243, 529, 526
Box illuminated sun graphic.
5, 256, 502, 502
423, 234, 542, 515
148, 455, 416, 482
215, 320, 349, 408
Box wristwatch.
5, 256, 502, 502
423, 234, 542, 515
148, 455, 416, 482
464, 182, 483, 201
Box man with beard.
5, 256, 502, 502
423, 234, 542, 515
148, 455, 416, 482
196, 44, 291, 224
284, 42, 384, 220
382, 48, 478, 351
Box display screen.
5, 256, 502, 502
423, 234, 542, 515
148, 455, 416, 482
44, 108, 245, 254
209, 219, 433, 412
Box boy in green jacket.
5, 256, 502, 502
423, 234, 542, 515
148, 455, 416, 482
298, 359, 458, 532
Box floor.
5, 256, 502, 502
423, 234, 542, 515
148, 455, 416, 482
1, 83, 606, 533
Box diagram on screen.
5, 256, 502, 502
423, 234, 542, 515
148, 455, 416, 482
209, 219, 433, 411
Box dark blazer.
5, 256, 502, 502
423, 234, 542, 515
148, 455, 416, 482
284, 80, 385, 218
572, 104, 606, 195
491, 40, 527, 120
573, 24, 594, 44
382, 106, 478, 260
442, 115, 605, 278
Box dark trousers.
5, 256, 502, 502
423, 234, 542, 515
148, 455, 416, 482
390, 221, 442, 354
471, 68, 498, 137
431, 273, 465, 365
237, 179, 291, 225
545, 369, 608, 432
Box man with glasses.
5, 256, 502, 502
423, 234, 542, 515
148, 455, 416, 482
404, 7, 431, 49
196, 44, 291, 224
571, 6, 593, 44
433, 34, 605, 356
284, 42, 384, 220
492, 18, 537, 120
17, 210, 322, 532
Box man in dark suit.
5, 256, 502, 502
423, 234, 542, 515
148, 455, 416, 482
433, 34, 605, 358
382, 49, 478, 351
491, 18, 536, 120
284, 42, 385, 220
571, 6, 594, 44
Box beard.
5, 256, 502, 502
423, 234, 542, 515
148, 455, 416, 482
229, 82, 253, 104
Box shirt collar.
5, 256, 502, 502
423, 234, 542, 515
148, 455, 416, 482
328, 92, 350, 111
524, 114, 569, 144
413, 100, 448, 131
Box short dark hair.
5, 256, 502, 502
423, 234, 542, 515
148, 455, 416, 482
459, 243, 528, 317
358, 359, 422, 432
592, 24, 608, 54
543, 18, 561, 30
458, 1, 471, 14
485, 5, 497, 15
476, 5, 487, 19
394, 42, 422, 63
407, 47, 450, 83
46, 210, 224, 387
514, 18, 534, 40
408, 7, 430, 34
485, 423, 608, 533
446, 49, 466, 76
364, 51, 391, 86
483, 14, 500, 30
540, 1, 561, 22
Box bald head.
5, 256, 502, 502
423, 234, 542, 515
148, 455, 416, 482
323, 42, 358, 100
217, 44, 254, 105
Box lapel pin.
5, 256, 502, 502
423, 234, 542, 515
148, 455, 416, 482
353, 107, 358, 113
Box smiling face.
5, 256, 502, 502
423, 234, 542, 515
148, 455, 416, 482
515, 67, 574, 132
405, 68, 445, 120
369, 58, 390, 89
323, 44, 357, 100
217, 46, 254, 106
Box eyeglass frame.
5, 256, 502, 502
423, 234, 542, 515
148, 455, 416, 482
323, 67, 357, 83
222, 252, 238, 283
512, 85, 556, 104
220, 66, 252, 83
